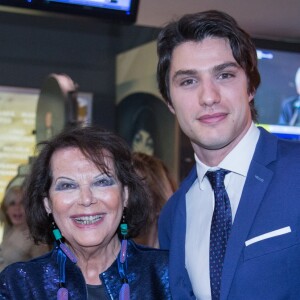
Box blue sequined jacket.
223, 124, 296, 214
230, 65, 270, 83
0, 240, 171, 299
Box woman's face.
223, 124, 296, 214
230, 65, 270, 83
6, 190, 26, 226
44, 147, 128, 252
132, 129, 154, 156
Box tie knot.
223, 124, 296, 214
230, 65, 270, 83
206, 169, 230, 190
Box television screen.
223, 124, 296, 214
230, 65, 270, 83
46, 0, 133, 12
254, 39, 300, 140
0, 0, 139, 24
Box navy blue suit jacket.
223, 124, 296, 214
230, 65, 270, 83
159, 127, 300, 299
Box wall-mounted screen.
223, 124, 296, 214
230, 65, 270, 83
0, 0, 139, 24
254, 39, 300, 140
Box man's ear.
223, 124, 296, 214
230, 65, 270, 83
248, 90, 255, 102
123, 186, 129, 207
43, 197, 52, 214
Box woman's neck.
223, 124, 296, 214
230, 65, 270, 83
6, 223, 28, 235
69, 236, 121, 285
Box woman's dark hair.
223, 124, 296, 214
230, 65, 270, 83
24, 125, 150, 244
156, 10, 261, 122
132, 152, 177, 227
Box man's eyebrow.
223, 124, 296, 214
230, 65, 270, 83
171, 62, 241, 82
213, 62, 240, 73
172, 69, 197, 81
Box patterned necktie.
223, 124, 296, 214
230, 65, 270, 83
206, 169, 232, 300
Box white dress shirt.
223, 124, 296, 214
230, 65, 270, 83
185, 123, 260, 300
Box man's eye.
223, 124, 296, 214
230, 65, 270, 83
219, 73, 234, 80
180, 78, 196, 86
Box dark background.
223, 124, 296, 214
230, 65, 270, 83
0, 10, 160, 131
1, 9, 300, 181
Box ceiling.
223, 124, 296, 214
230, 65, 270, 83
136, 0, 300, 43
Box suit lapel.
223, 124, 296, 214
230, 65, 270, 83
172, 167, 197, 298
220, 128, 277, 299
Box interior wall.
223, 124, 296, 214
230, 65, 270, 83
0, 10, 160, 130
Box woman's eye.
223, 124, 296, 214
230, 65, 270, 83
133, 134, 142, 143
55, 182, 76, 191
94, 176, 115, 187
146, 137, 154, 148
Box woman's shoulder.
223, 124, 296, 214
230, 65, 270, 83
129, 239, 168, 252
126, 240, 171, 298
128, 240, 169, 263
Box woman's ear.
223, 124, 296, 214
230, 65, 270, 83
43, 197, 52, 214
167, 102, 175, 114
123, 186, 129, 207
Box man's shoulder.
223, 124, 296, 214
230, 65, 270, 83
277, 138, 300, 158
161, 166, 197, 212
176, 166, 198, 195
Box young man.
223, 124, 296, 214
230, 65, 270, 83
157, 10, 300, 300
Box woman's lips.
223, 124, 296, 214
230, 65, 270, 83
71, 213, 106, 227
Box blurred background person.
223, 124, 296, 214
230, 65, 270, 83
0, 185, 50, 272
132, 152, 177, 248
0, 126, 171, 299
278, 67, 300, 126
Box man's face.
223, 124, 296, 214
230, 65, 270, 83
168, 37, 253, 165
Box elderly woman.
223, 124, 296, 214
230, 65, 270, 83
0, 126, 171, 300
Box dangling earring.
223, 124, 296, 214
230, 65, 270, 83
118, 207, 130, 300
49, 213, 77, 263
48, 213, 77, 300
120, 207, 128, 240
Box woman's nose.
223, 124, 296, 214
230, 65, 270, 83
77, 186, 97, 206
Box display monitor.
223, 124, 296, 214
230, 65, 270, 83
0, 0, 139, 24
254, 39, 300, 140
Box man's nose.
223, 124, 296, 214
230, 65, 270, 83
198, 79, 221, 107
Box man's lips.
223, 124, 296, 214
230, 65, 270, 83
198, 113, 227, 124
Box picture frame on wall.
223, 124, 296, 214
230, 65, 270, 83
115, 41, 181, 181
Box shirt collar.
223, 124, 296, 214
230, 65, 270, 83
195, 122, 260, 188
